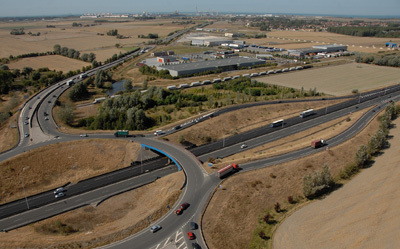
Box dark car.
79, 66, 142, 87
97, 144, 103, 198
192, 242, 201, 249
190, 221, 197, 230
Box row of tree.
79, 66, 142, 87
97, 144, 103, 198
356, 54, 400, 68
53, 44, 96, 63
328, 26, 400, 38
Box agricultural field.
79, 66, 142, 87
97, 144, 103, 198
0, 18, 198, 61
257, 62, 400, 96
7, 55, 91, 72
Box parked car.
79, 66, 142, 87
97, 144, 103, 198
187, 232, 196, 240
192, 242, 201, 249
150, 225, 161, 233
45, 117, 49, 120
190, 222, 197, 230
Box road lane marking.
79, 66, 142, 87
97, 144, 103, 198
163, 236, 171, 247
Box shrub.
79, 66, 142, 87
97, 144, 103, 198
274, 202, 281, 213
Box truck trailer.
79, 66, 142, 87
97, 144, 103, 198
114, 130, 129, 137
217, 163, 239, 178
311, 139, 325, 148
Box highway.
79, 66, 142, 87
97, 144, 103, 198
1, 30, 400, 248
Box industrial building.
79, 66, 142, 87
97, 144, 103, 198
191, 38, 233, 47
157, 57, 266, 77
286, 44, 348, 57
151, 51, 175, 57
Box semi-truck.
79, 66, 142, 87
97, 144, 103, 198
217, 163, 239, 178
114, 130, 129, 137
311, 139, 325, 148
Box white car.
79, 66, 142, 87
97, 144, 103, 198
241, 144, 248, 149
54, 187, 64, 194
80, 134, 88, 137
55, 192, 65, 198
24, 133, 29, 138
150, 225, 161, 233
154, 130, 163, 136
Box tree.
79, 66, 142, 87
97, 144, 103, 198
95, 69, 104, 88
68, 82, 88, 101
88, 53, 96, 62
53, 44, 61, 54
81, 53, 89, 62
142, 79, 148, 90
31, 71, 41, 81
355, 144, 369, 168
57, 103, 74, 125
123, 79, 133, 91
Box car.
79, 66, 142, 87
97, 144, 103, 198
53, 95, 57, 98
192, 242, 201, 249
187, 232, 196, 240
24, 121, 29, 125
154, 130, 163, 136
54, 135, 59, 139
48, 100, 51, 103
24, 133, 29, 138
45, 117, 49, 120
43, 112, 48, 116
150, 225, 161, 233
80, 134, 88, 137
54, 187, 64, 194
55, 192, 65, 198
175, 208, 183, 215
25, 117, 29, 120
37, 96, 40, 99
181, 202, 190, 210
174, 125, 181, 130
190, 221, 197, 230
28, 106, 32, 109
241, 143, 248, 149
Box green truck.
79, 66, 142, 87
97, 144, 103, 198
114, 130, 129, 137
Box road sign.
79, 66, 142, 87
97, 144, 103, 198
208, 163, 213, 167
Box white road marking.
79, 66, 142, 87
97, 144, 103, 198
163, 236, 171, 247
154, 244, 160, 249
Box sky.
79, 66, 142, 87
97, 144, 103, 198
0, 0, 399, 18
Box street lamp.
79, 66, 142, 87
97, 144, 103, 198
20, 166, 30, 210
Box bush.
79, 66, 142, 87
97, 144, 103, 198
303, 164, 333, 198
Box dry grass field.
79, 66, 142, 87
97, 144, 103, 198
0, 18, 197, 61
258, 63, 400, 96
202, 109, 381, 249
0, 171, 184, 249
0, 139, 141, 204
7, 55, 91, 72
274, 117, 400, 249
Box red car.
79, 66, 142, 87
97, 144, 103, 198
175, 208, 183, 215
187, 231, 196, 240
181, 202, 190, 210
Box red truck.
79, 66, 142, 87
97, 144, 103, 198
217, 164, 239, 178
311, 139, 325, 148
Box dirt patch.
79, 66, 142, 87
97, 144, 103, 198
166, 99, 346, 146
0, 112, 19, 153
0, 171, 184, 249
0, 139, 140, 204
273, 117, 400, 249
202, 108, 381, 249
258, 63, 400, 96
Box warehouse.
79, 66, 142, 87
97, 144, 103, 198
286, 44, 347, 57
191, 38, 233, 47
157, 57, 266, 77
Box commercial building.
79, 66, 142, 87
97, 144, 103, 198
151, 51, 175, 57
157, 57, 266, 77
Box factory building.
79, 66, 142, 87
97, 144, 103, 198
157, 57, 266, 77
